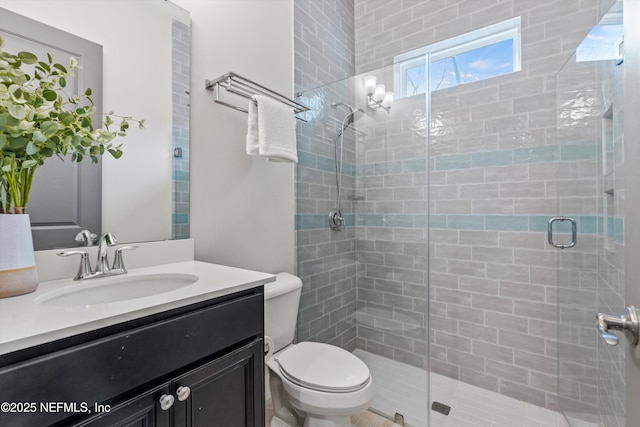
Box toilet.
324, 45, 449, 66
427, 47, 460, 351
264, 273, 374, 427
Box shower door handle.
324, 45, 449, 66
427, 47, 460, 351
548, 217, 577, 249
596, 306, 640, 346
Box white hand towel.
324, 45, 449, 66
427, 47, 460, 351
246, 94, 298, 163
246, 97, 260, 155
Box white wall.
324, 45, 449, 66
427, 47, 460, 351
0, 0, 184, 244
173, 0, 295, 274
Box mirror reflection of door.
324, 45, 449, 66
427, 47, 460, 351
0, 8, 102, 250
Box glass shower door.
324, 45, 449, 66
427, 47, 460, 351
295, 61, 430, 426
555, 5, 625, 425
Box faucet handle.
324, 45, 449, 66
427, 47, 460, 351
100, 232, 118, 246
57, 250, 92, 280
112, 245, 139, 273
75, 230, 98, 247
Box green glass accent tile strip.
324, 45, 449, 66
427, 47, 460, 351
173, 170, 189, 181
172, 213, 189, 225
560, 143, 598, 161
295, 213, 603, 232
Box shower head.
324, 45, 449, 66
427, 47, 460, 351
332, 102, 365, 127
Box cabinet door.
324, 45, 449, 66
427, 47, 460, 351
70, 383, 172, 427
172, 339, 264, 427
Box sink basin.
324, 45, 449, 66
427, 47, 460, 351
36, 273, 199, 306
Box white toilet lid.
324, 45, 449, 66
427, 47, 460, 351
276, 342, 370, 393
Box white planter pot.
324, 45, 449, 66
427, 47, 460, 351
0, 214, 39, 298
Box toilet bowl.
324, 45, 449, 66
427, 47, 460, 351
267, 341, 374, 427
265, 273, 374, 427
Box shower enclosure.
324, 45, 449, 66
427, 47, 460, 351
293, 1, 640, 426
556, 2, 626, 425
295, 61, 430, 425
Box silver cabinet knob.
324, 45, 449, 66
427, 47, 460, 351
159, 394, 175, 410
176, 385, 191, 401
597, 306, 640, 346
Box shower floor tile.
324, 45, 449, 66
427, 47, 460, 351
265, 399, 401, 427
355, 350, 587, 427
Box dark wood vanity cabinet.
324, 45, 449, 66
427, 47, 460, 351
0, 287, 265, 427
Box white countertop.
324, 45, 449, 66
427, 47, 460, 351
0, 261, 275, 356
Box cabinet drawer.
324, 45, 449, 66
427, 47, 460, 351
0, 291, 263, 426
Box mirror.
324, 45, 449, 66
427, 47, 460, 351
0, 0, 190, 249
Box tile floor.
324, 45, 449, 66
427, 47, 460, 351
266, 400, 401, 427
265, 349, 600, 427
355, 350, 586, 427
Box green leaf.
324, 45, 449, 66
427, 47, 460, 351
84, 88, 92, 96
8, 104, 27, 120
53, 63, 67, 73
31, 130, 47, 143
17, 51, 38, 64
40, 121, 59, 137
25, 141, 37, 155
80, 117, 91, 128
59, 77, 66, 88
108, 148, 123, 159
38, 61, 50, 72
47, 53, 52, 64
58, 112, 74, 125
22, 159, 37, 168
71, 134, 82, 147
8, 136, 28, 150
42, 90, 57, 102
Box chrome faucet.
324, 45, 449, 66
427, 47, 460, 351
94, 232, 117, 275
75, 229, 98, 247
57, 233, 139, 280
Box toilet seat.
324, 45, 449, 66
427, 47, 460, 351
276, 342, 370, 393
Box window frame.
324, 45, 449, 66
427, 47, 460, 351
394, 16, 522, 96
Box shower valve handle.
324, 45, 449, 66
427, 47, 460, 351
596, 306, 640, 346
329, 209, 345, 231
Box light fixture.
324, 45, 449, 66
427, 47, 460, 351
382, 91, 394, 109
364, 75, 392, 113
364, 75, 377, 96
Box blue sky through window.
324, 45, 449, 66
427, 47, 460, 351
403, 39, 515, 95
430, 39, 514, 92
576, 25, 623, 62
395, 17, 521, 97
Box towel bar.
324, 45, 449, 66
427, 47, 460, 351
205, 72, 310, 121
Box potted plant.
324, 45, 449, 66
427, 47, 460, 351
0, 36, 144, 297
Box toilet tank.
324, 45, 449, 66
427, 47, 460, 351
264, 272, 303, 353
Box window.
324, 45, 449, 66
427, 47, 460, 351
576, 2, 623, 62
394, 17, 521, 96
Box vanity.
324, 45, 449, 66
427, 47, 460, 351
0, 260, 274, 427
0, 2, 273, 425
